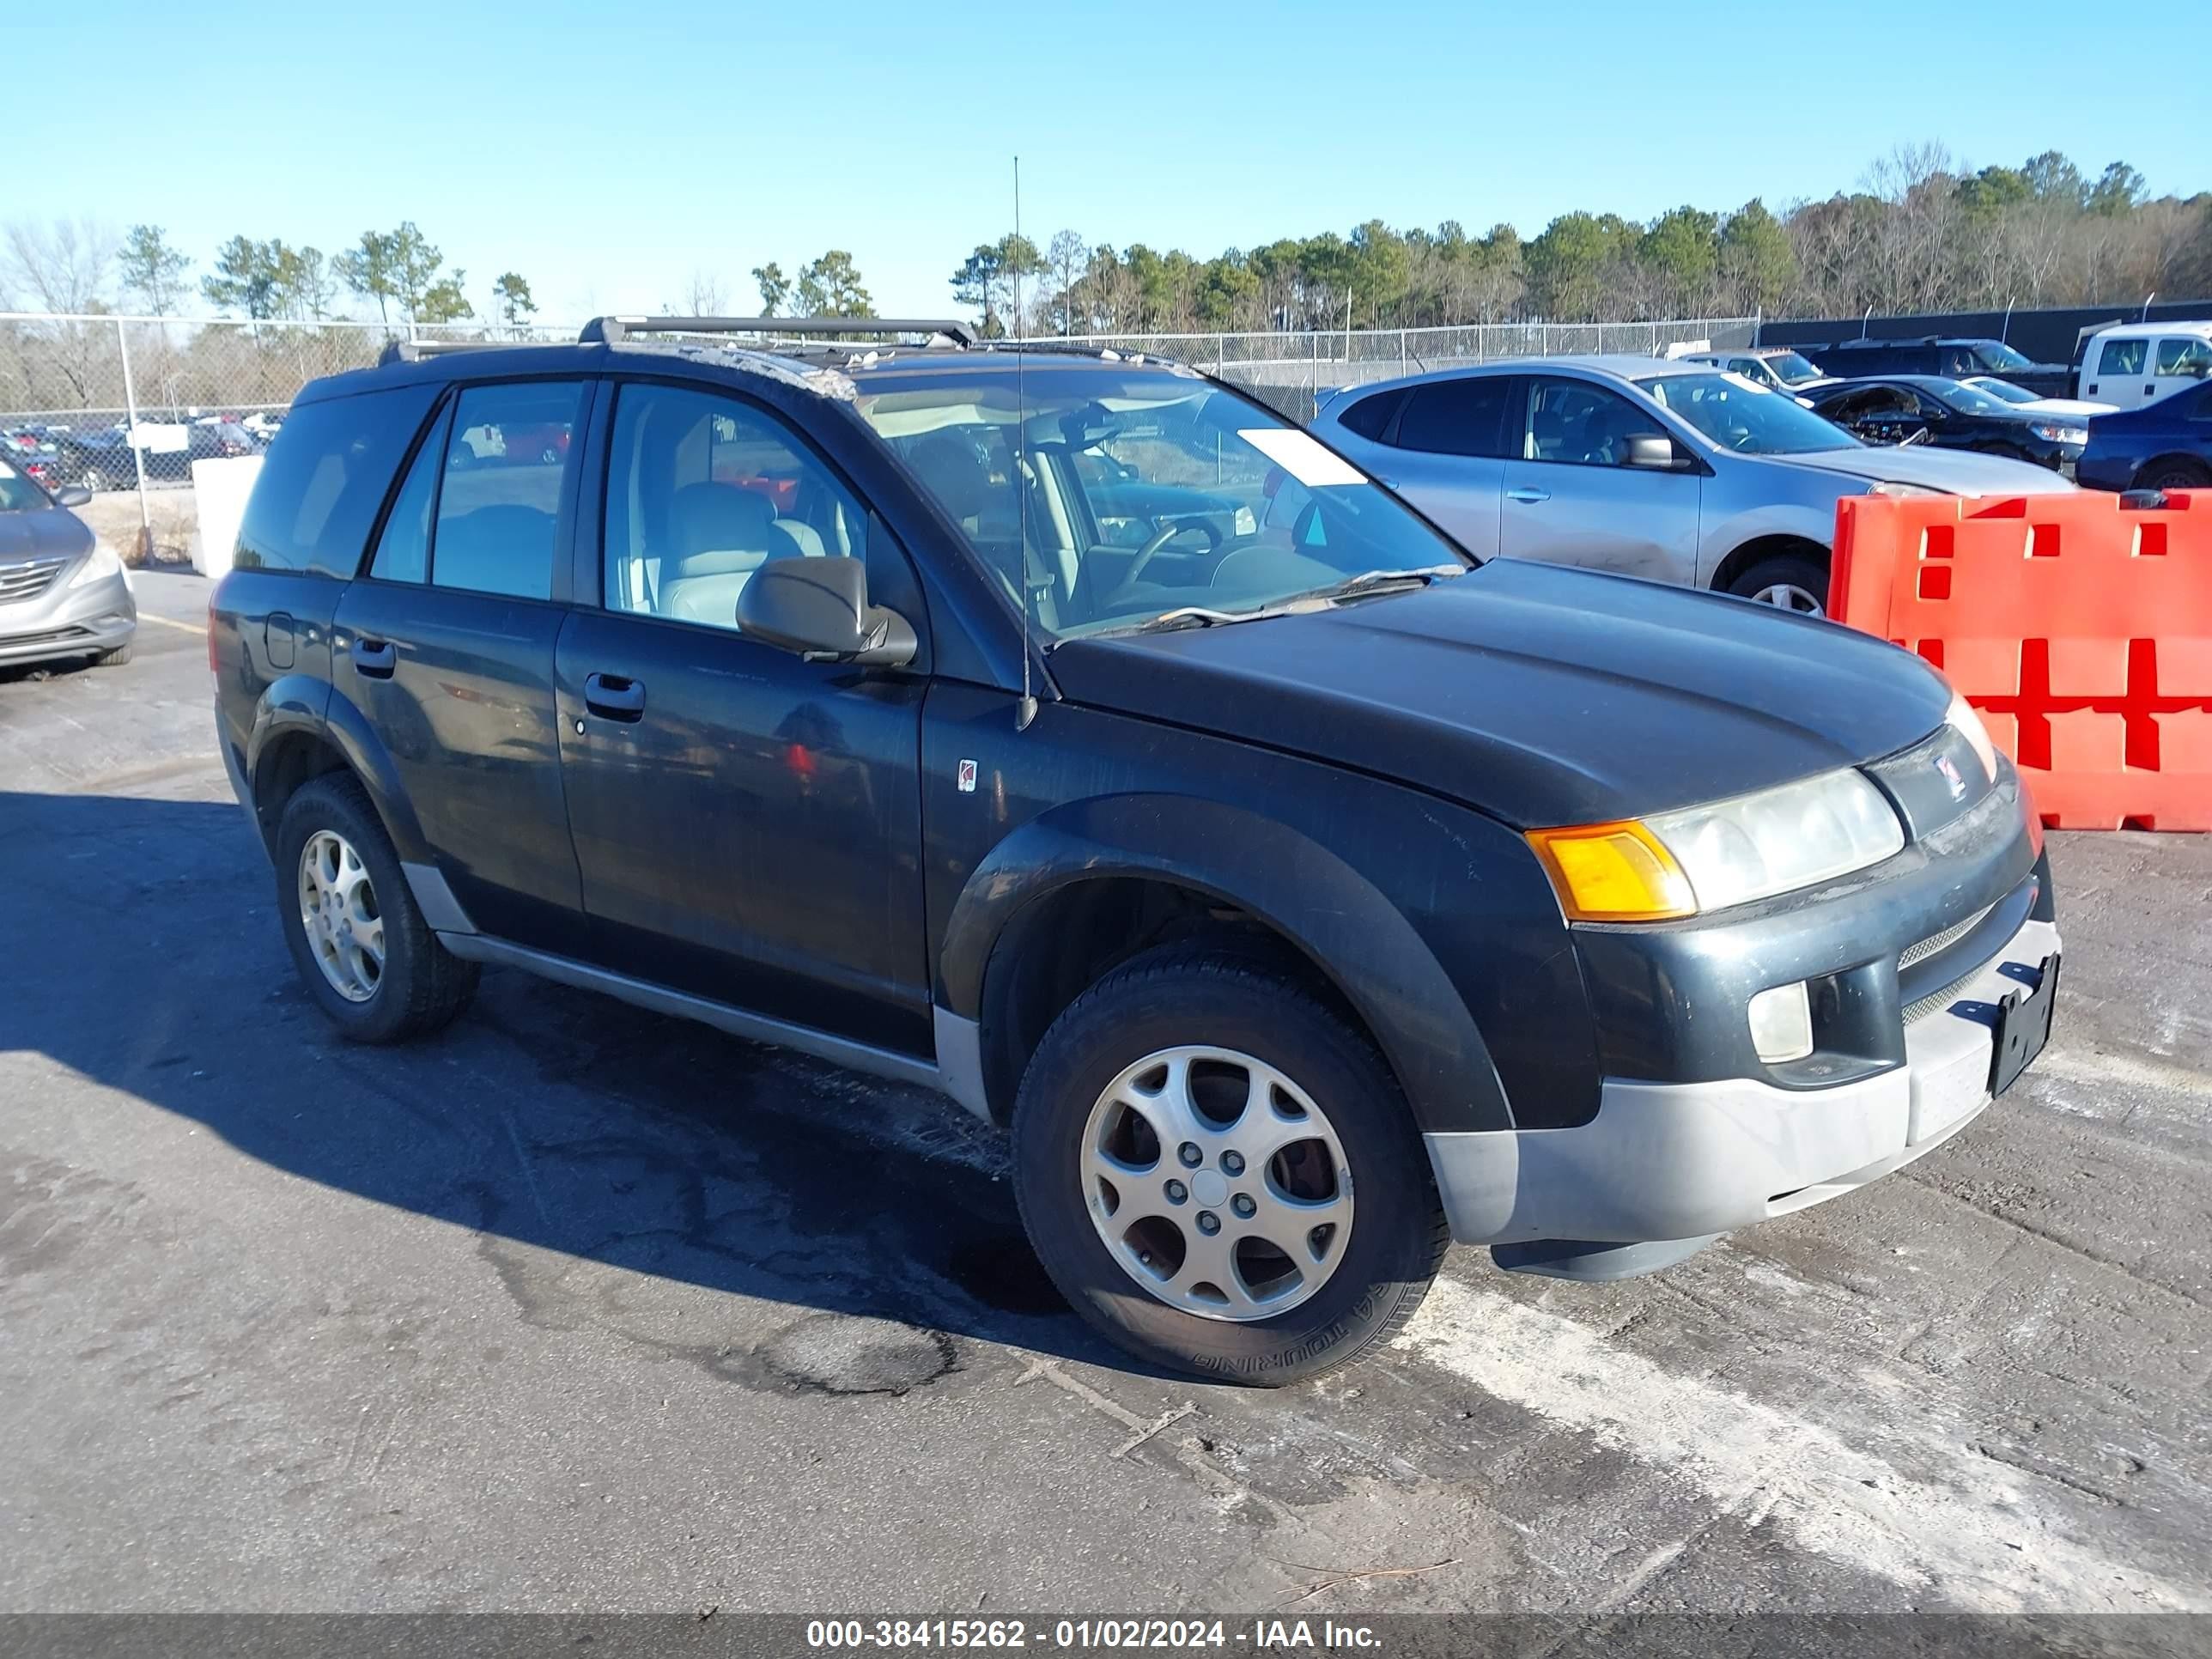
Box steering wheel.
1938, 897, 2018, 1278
1108, 519, 1221, 605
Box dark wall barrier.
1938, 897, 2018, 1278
1759, 300, 2212, 368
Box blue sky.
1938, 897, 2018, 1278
15, 0, 2209, 323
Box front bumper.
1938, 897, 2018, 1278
1424, 912, 2060, 1251
0, 568, 137, 665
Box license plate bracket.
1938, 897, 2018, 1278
1990, 953, 2060, 1097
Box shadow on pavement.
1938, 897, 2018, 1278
0, 787, 1164, 1384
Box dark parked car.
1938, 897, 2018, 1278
1802, 337, 2071, 399
52, 421, 262, 490
210, 319, 2059, 1384
0, 462, 137, 669
1806, 376, 2087, 473
2074, 380, 2212, 492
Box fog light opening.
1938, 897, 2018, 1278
1748, 981, 1814, 1065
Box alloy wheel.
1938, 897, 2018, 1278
1080, 1047, 1352, 1322
1751, 581, 1824, 616
297, 829, 386, 1003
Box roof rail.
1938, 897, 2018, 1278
376, 338, 517, 368
581, 314, 976, 349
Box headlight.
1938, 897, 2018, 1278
66, 538, 125, 588
1528, 768, 1905, 921
1944, 690, 1999, 782
2028, 422, 2088, 445
1867, 480, 1946, 498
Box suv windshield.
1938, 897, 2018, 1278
1635, 372, 1860, 455
1765, 351, 1826, 386
856, 366, 1468, 639
1976, 342, 2034, 372
0, 460, 48, 512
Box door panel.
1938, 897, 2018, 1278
1498, 378, 1700, 584
1372, 375, 1514, 557
555, 378, 931, 1054
554, 610, 930, 1053
331, 580, 580, 949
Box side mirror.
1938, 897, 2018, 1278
53, 485, 93, 507
1622, 433, 1692, 471
737, 555, 916, 669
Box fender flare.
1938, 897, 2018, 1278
938, 793, 1515, 1133
246, 680, 431, 866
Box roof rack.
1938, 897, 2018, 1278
580, 314, 976, 349
376, 338, 514, 368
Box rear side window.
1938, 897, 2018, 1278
1335, 386, 1407, 442
1395, 378, 1513, 457
429, 381, 586, 600
368, 405, 449, 584
2099, 337, 2148, 378
234, 385, 438, 576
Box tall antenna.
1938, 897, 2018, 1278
1012, 153, 1038, 732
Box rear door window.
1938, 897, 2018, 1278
428, 381, 586, 600
234, 385, 439, 577
1395, 378, 1513, 457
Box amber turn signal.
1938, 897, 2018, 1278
1525, 820, 1698, 922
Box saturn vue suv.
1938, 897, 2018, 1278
210, 318, 2060, 1384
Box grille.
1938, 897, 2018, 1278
0, 557, 66, 605
1900, 902, 1995, 970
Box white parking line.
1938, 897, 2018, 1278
1393, 1276, 2203, 1612
135, 613, 205, 635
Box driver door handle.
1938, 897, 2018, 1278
1506, 487, 1551, 505
583, 672, 646, 721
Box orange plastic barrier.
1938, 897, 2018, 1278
1830, 489, 2212, 831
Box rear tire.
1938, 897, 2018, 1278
1011, 944, 1449, 1387
274, 774, 477, 1043
1726, 552, 1828, 616
2140, 459, 2212, 492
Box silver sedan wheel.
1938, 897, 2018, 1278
1751, 581, 1825, 616
1080, 1046, 1353, 1322
297, 830, 385, 1003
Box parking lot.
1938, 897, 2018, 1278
2, 568, 2209, 1615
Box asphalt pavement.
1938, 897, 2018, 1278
3, 566, 2208, 1616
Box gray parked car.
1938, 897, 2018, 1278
1314, 356, 2076, 613
0, 464, 137, 671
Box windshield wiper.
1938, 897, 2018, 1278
1129, 564, 1467, 635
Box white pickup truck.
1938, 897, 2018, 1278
2074, 320, 2212, 410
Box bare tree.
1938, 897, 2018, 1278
3, 217, 119, 313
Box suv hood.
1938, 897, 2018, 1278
1047, 561, 1951, 829
0, 507, 94, 565
1780, 444, 2076, 494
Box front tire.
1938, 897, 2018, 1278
1012, 945, 1449, 1387
93, 641, 133, 666
1727, 552, 1828, 616
275, 775, 477, 1043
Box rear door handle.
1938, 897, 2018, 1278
583, 672, 646, 721
1506, 487, 1550, 504
351, 636, 396, 678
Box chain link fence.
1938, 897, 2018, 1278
1, 310, 1759, 528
